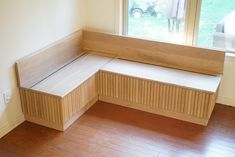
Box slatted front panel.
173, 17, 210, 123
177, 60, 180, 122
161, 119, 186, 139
98, 71, 217, 124
62, 74, 98, 123
20, 74, 98, 130
20, 89, 62, 124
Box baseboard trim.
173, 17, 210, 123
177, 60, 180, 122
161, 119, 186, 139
99, 96, 209, 126
217, 96, 235, 107
1, 96, 231, 138
25, 96, 98, 131
0, 114, 25, 138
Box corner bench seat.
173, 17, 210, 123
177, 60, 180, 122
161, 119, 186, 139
32, 53, 112, 97
21, 53, 221, 129
17, 30, 225, 130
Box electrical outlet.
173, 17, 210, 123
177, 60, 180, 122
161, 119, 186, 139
3, 90, 11, 104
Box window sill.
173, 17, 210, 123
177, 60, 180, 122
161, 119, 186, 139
225, 52, 235, 62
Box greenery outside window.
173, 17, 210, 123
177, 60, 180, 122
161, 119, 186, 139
123, 0, 235, 52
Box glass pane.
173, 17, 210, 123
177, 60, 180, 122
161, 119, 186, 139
197, 0, 235, 52
127, 0, 186, 43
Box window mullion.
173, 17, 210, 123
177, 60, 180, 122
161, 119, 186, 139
122, 0, 128, 35
192, 0, 202, 46
184, 0, 201, 46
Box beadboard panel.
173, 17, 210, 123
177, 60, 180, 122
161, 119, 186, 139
19, 74, 98, 131
98, 71, 217, 125
20, 88, 62, 125
62, 74, 98, 124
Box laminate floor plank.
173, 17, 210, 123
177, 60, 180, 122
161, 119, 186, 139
0, 101, 234, 157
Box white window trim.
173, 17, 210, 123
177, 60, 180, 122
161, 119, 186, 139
184, 0, 202, 45
114, 0, 124, 34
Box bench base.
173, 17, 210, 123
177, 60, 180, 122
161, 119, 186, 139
20, 74, 98, 131
98, 71, 217, 126
24, 96, 98, 131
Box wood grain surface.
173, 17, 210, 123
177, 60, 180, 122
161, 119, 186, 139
20, 74, 98, 131
32, 53, 112, 97
83, 30, 225, 75
16, 30, 84, 88
98, 71, 217, 125
0, 102, 234, 157
100, 59, 221, 93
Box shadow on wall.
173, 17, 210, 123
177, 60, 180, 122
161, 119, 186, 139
0, 64, 25, 138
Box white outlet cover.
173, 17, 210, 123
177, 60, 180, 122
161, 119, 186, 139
3, 90, 11, 104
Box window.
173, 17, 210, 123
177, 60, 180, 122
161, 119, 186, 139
125, 0, 186, 43
197, 0, 235, 51
124, 0, 235, 52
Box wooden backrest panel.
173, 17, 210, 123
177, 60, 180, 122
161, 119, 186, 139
16, 30, 84, 88
83, 31, 225, 75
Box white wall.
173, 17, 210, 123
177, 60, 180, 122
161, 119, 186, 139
85, 0, 235, 107
0, 0, 86, 138
85, 0, 122, 34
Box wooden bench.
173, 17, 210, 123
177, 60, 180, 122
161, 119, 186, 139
16, 30, 225, 130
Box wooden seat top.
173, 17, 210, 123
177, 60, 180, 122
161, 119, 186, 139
32, 53, 113, 97
100, 59, 222, 93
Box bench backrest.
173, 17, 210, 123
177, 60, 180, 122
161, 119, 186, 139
83, 31, 225, 75
16, 30, 84, 88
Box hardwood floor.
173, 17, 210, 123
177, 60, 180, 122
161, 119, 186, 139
0, 101, 235, 157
